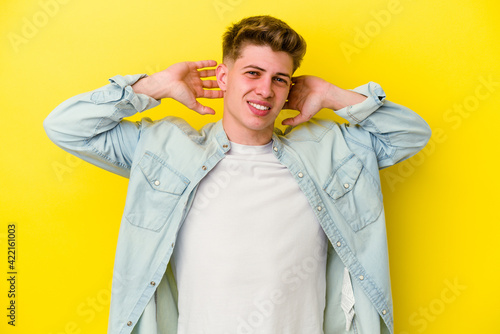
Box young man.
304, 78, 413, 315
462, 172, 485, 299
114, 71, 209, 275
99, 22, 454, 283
44, 16, 431, 334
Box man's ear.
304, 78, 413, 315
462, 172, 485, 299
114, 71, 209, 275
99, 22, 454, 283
216, 63, 229, 92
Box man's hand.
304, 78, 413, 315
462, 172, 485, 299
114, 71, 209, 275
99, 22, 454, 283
282, 76, 330, 126
132, 60, 223, 115
282, 75, 367, 126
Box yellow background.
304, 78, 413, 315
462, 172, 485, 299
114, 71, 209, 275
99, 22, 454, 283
1, 0, 499, 333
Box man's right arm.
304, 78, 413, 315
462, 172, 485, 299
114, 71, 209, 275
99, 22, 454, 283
43, 60, 222, 178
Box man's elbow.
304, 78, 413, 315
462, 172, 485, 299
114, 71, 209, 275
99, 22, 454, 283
43, 109, 72, 148
415, 118, 432, 150
43, 112, 61, 145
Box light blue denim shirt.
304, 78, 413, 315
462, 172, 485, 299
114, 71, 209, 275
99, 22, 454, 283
44, 74, 431, 334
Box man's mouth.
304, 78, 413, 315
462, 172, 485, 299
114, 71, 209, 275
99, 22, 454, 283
248, 101, 271, 111
247, 101, 272, 117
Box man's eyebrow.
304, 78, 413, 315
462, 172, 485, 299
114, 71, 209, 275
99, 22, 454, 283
242, 65, 291, 79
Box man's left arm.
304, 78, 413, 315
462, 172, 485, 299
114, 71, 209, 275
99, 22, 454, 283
283, 76, 432, 169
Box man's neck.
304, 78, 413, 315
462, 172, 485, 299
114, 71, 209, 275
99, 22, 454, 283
221, 118, 274, 146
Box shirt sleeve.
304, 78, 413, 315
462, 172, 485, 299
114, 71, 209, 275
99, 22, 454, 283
43, 74, 160, 178
335, 82, 432, 169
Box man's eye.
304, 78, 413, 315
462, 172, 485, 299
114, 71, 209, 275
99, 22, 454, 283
275, 77, 288, 84
247, 71, 258, 75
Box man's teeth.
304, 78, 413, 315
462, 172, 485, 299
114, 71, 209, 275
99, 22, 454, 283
249, 102, 271, 111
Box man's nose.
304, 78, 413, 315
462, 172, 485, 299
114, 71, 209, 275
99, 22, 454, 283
255, 78, 273, 98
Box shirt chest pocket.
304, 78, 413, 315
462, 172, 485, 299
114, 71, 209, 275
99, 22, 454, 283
124, 152, 190, 231
323, 154, 383, 232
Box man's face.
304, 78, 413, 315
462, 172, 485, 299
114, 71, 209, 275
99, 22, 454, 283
216, 44, 294, 145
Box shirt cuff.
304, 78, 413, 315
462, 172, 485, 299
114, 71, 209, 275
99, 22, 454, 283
109, 74, 161, 112
334, 82, 386, 124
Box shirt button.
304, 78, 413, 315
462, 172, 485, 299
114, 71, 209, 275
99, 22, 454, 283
171, 243, 175, 248
317, 206, 322, 211
382, 309, 387, 315
154, 180, 160, 186
223, 144, 228, 148
273, 146, 278, 152
150, 281, 156, 286
298, 172, 304, 178
359, 275, 364, 280
127, 321, 132, 326
202, 166, 207, 170
344, 183, 350, 189
336, 241, 341, 247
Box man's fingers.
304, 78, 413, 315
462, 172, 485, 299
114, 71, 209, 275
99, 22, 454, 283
281, 116, 298, 126
193, 60, 218, 70
191, 101, 216, 115
202, 106, 216, 115
282, 116, 302, 126
202, 80, 220, 88
198, 69, 217, 78
281, 112, 312, 126
202, 89, 224, 99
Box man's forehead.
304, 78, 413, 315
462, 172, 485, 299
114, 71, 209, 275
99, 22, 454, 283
229, 44, 293, 76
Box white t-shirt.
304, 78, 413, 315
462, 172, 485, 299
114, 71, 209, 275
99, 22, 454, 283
172, 141, 328, 334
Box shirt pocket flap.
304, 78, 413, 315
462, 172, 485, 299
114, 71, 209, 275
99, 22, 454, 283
138, 152, 190, 195
323, 154, 383, 232
324, 155, 363, 200
90, 89, 123, 104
